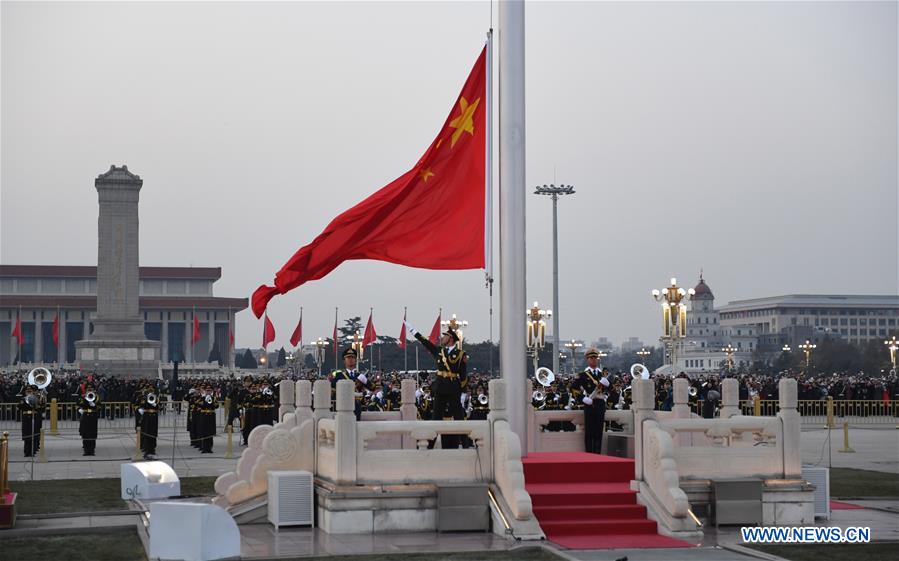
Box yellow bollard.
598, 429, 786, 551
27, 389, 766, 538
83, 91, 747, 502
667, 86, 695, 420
225, 425, 234, 459
839, 422, 855, 453
826, 396, 834, 429
50, 398, 58, 435
753, 396, 761, 416
39, 429, 46, 463
134, 428, 142, 461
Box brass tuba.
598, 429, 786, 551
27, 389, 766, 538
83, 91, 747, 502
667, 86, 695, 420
85, 390, 98, 405
27, 367, 52, 390
630, 363, 650, 380
146, 392, 158, 406
535, 367, 555, 387
478, 393, 489, 405
205, 394, 213, 405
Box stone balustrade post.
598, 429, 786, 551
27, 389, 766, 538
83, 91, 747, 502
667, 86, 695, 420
720, 378, 739, 419
632, 378, 656, 481
334, 380, 357, 485
294, 380, 312, 425
400, 379, 418, 449
278, 379, 295, 422
487, 379, 508, 423
778, 378, 801, 478
312, 379, 333, 421
672, 378, 691, 447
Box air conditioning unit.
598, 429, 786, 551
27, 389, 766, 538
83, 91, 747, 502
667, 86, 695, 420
268, 470, 314, 527
802, 465, 830, 520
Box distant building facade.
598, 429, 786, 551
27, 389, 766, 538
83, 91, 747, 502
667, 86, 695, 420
0, 265, 248, 368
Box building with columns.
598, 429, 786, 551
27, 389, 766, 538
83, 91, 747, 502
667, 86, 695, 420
0, 265, 247, 368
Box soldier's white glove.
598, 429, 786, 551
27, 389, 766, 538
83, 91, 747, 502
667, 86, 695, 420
357, 374, 368, 385
582, 397, 594, 406
600, 377, 610, 388
138, 408, 145, 414
375, 390, 383, 400
415, 389, 423, 398
406, 324, 418, 338
78, 408, 84, 414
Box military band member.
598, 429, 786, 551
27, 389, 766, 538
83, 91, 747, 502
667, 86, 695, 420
468, 384, 489, 421
570, 347, 609, 454
19, 384, 43, 457
330, 347, 371, 420
258, 382, 277, 426
78, 382, 101, 456
138, 387, 159, 459
188, 386, 200, 449
240, 377, 255, 446
408, 323, 469, 449
198, 383, 218, 453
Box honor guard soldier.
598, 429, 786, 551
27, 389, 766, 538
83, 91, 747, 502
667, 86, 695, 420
188, 385, 200, 449
468, 384, 489, 421
330, 347, 371, 420
19, 384, 43, 457
571, 347, 609, 454
198, 383, 218, 453
78, 382, 101, 456
408, 323, 469, 449
239, 377, 255, 446
258, 381, 277, 426
138, 386, 159, 459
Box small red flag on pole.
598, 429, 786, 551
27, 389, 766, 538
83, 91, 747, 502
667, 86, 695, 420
11, 312, 22, 345
289, 308, 303, 347
52, 312, 60, 347
428, 310, 442, 345
398, 309, 407, 349
362, 309, 377, 347
191, 312, 201, 345
262, 314, 276, 350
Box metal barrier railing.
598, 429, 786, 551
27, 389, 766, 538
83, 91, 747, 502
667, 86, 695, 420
684, 398, 898, 426
0, 400, 231, 433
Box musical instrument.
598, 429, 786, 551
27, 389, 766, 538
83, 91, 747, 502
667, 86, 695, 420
85, 391, 98, 406
205, 394, 214, 405
532, 390, 546, 403
478, 393, 489, 405
689, 386, 698, 397
536, 367, 555, 387
630, 363, 650, 380
262, 387, 273, 396
27, 367, 52, 390
146, 392, 158, 406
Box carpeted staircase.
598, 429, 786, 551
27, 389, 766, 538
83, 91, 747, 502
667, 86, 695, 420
523, 452, 693, 549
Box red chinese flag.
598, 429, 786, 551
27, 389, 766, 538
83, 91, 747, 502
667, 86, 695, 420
428, 312, 442, 345
191, 314, 201, 344
362, 312, 377, 347
262, 314, 276, 350
332, 317, 338, 354
289, 312, 303, 347
252, 47, 487, 317
10, 314, 21, 344
229, 329, 235, 349
52, 313, 60, 346
398, 311, 407, 349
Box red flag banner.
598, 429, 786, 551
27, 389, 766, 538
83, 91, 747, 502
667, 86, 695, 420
52, 313, 60, 346
192, 313, 201, 345
252, 46, 487, 317
10, 314, 21, 344
262, 315, 276, 350
229, 329, 235, 350
428, 312, 442, 345
332, 317, 338, 355
290, 312, 303, 347
398, 311, 407, 349
363, 312, 377, 347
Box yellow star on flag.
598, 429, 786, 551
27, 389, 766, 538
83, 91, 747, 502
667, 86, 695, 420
418, 167, 435, 182
448, 96, 480, 147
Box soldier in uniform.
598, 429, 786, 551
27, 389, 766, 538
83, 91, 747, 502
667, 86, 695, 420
188, 385, 200, 449
329, 347, 371, 420
198, 383, 218, 453
570, 347, 609, 454
258, 381, 277, 426
78, 382, 101, 456
138, 386, 159, 459
468, 384, 489, 421
408, 324, 469, 449
19, 384, 43, 457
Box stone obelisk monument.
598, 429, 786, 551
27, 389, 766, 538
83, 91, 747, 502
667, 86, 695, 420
76, 165, 161, 377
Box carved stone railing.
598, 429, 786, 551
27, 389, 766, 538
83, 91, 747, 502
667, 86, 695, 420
641, 419, 690, 519
527, 407, 633, 453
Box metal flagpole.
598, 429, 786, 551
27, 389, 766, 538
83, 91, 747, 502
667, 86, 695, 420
334, 307, 339, 371
403, 307, 408, 373
485, 27, 495, 377
499, 0, 527, 454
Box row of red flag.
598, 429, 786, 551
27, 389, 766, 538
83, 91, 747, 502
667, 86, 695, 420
260, 310, 445, 352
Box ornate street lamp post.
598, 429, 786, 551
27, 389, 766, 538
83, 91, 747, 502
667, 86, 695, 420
651, 277, 695, 369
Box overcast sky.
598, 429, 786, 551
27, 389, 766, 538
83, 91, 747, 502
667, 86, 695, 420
2, 1, 896, 350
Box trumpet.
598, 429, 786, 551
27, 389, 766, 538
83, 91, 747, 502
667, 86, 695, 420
85, 391, 98, 406
532, 390, 546, 402
28, 367, 52, 390
146, 392, 158, 406
478, 393, 489, 405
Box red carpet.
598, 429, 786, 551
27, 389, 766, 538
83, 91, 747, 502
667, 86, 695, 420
830, 500, 865, 510
524, 452, 694, 550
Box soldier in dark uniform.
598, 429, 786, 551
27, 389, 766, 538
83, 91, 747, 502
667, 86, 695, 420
259, 381, 277, 426
138, 387, 159, 459
570, 347, 609, 454
408, 324, 469, 449
187, 385, 200, 448
19, 384, 42, 457
468, 384, 489, 421
242, 381, 259, 445
198, 383, 218, 453
78, 382, 101, 456
329, 347, 372, 420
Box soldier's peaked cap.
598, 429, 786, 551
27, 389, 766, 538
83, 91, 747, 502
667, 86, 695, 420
584, 347, 601, 358
343, 347, 358, 359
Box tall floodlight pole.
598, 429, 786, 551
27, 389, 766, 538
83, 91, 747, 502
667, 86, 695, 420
534, 184, 575, 377
499, 0, 527, 453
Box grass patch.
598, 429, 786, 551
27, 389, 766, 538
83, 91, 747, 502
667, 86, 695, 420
830, 468, 899, 498
283, 548, 563, 561
10, 475, 218, 515
0, 528, 146, 561
747, 543, 899, 561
